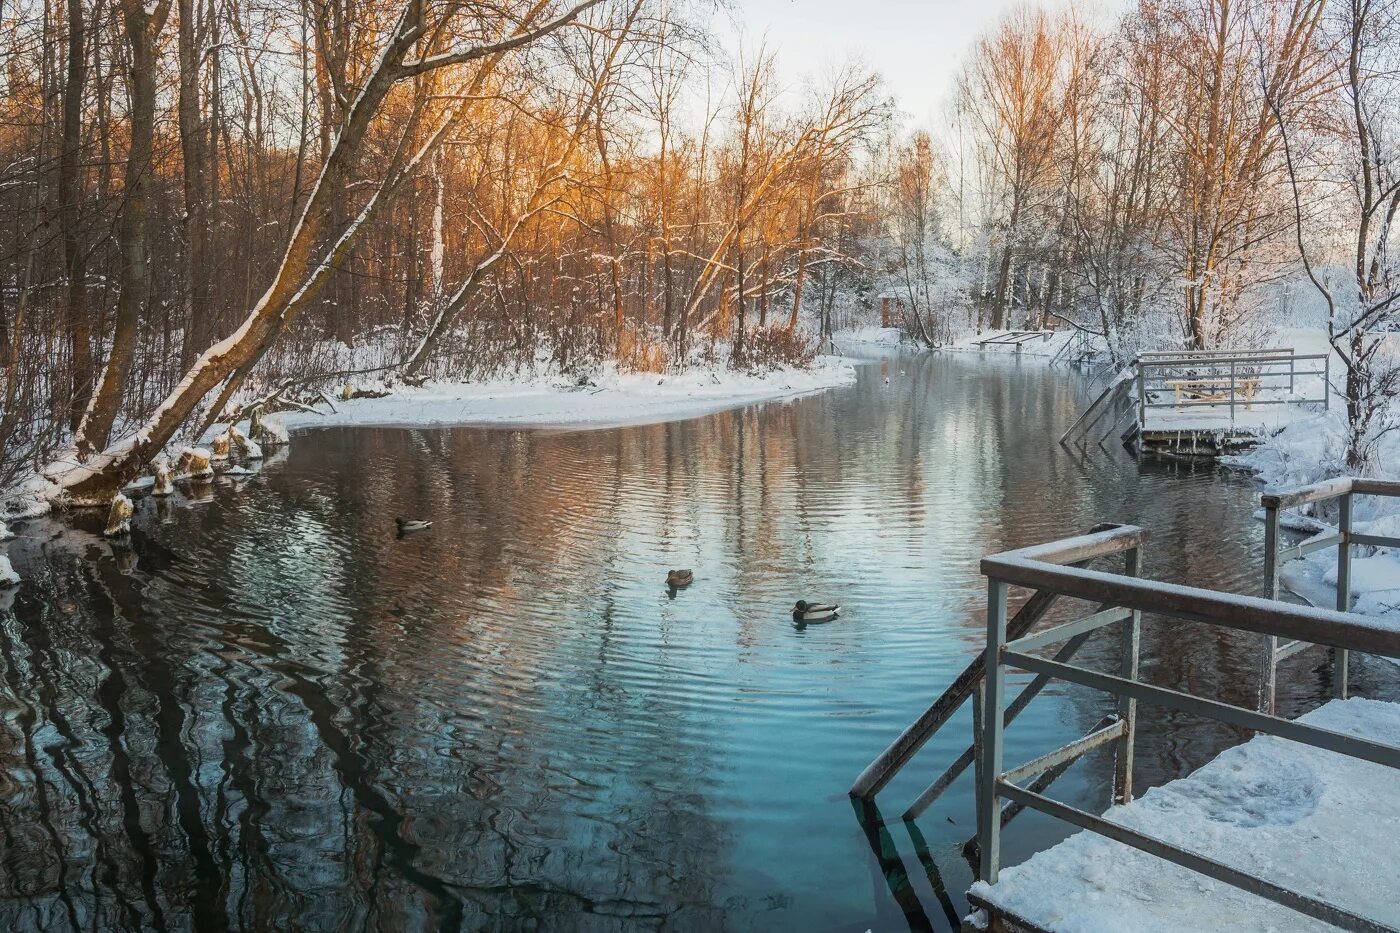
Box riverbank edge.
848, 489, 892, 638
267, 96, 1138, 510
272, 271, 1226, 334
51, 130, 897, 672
266, 354, 862, 434
0, 356, 864, 525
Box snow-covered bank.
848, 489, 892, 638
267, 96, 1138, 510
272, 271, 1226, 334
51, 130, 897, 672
971, 697, 1400, 931
830, 326, 909, 353
1225, 409, 1400, 630
830, 325, 1093, 358
270, 356, 859, 433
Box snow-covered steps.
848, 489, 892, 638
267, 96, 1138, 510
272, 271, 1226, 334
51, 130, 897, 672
967, 697, 1400, 932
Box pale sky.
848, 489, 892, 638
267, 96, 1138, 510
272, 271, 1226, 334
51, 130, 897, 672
726, 0, 1031, 127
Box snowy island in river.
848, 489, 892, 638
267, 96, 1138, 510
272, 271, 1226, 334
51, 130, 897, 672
269, 355, 859, 433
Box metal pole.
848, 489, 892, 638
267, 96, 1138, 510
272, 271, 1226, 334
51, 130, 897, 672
971, 682, 985, 823
1288, 352, 1295, 394
1229, 359, 1237, 426
1335, 493, 1352, 699
1136, 365, 1146, 430
1261, 502, 1281, 715
1324, 354, 1330, 410
977, 579, 1009, 885
1114, 546, 1141, 804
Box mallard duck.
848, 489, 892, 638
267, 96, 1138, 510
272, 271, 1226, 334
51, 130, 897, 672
792, 600, 840, 623
666, 569, 694, 588
396, 517, 433, 534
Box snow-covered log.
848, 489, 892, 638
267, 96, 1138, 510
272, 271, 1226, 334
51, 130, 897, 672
210, 431, 232, 460
151, 459, 174, 496
229, 425, 263, 460
248, 407, 289, 447
104, 494, 134, 537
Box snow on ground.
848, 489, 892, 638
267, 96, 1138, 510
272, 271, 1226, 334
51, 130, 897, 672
268, 356, 858, 433
830, 326, 908, 352
969, 697, 1400, 932
1142, 405, 1299, 434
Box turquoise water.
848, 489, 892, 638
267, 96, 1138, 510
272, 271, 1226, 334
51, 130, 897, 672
0, 352, 1360, 930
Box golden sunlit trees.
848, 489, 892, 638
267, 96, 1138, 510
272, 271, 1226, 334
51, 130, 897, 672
1146, 0, 1327, 348
958, 6, 1076, 332
0, 0, 888, 500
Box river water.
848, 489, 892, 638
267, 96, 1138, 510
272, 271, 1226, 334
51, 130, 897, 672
0, 352, 1387, 931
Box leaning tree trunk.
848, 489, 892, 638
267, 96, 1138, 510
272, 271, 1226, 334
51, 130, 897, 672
53, 1, 609, 503
60, 2, 424, 499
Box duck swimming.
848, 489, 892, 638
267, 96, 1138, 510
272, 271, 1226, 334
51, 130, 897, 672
666, 569, 694, 588
396, 517, 433, 534
792, 600, 840, 623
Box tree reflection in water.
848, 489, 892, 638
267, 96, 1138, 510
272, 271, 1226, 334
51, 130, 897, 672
2, 353, 1377, 931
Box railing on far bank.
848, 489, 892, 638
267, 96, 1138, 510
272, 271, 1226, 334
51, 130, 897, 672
1135, 348, 1329, 429
1060, 346, 1330, 451
971, 525, 1400, 932
1260, 477, 1400, 714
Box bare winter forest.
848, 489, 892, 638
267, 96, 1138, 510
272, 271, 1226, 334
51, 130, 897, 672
1, 0, 1398, 496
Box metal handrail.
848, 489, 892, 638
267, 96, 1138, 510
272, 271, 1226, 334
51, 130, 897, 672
1136, 351, 1321, 367
1260, 476, 1400, 713
1134, 350, 1330, 429
849, 524, 1140, 802
975, 523, 1400, 931
984, 540, 1400, 660
1136, 347, 1293, 358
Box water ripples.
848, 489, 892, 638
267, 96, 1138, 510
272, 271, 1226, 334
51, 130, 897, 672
0, 352, 1343, 931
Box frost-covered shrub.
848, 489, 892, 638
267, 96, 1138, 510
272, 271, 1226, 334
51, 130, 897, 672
741, 326, 818, 369
616, 325, 669, 374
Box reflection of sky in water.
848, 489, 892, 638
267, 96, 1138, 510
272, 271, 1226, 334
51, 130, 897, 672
4, 352, 1387, 931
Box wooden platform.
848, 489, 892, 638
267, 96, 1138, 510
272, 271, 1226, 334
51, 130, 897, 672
965, 697, 1400, 932
1129, 425, 1265, 457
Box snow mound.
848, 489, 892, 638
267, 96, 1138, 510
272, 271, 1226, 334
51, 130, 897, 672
834, 326, 906, 349
0, 555, 17, 587
263, 357, 858, 433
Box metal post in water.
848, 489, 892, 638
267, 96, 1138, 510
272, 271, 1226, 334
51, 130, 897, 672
1114, 547, 1141, 804
977, 579, 1009, 885
1229, 359, 1237, 426
1261, 502, 1281, 714
1136, 366, 1146, 431
1335, 493, 1352, 699
971, 682, 985, 823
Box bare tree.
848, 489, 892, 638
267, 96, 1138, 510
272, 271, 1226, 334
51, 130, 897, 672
1273, 0, 1400, 468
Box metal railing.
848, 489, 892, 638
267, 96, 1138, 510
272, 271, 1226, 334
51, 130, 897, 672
972, 525, 1400, 932
849, 524, 1137, 811
1260, 476, 1400, 713
976, 330, 1054, 351
1059, 369, 1136, 449
1134, 346, 1294, 359
1135, 349, 1329, 429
